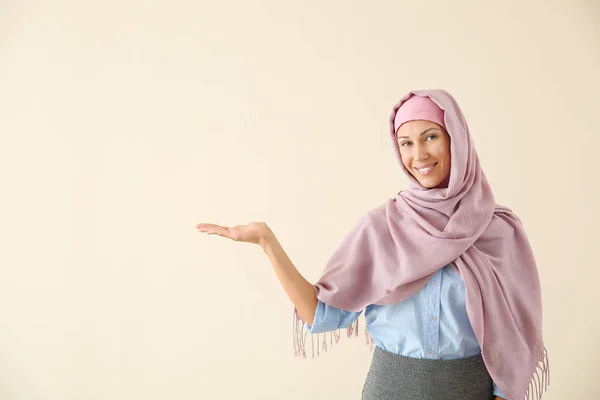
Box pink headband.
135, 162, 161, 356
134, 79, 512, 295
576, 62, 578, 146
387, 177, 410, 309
393, 94, 446, 133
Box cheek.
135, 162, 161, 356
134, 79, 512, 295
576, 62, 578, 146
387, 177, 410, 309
399, 148, 412, 169
442, 142, 452, 166
433, 141, 451, 163
437, 142, 452, 175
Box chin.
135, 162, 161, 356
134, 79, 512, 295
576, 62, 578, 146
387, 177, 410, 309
416, 178, 442, 189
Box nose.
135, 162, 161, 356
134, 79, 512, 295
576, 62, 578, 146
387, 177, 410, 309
414, 143, 429, 161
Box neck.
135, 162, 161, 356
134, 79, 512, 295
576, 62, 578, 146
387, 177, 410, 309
435, 176, 450, 189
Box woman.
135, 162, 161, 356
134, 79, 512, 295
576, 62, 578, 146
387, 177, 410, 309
196, 89, 549, 400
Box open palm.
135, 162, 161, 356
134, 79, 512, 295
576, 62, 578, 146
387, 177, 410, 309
196, 222, 272, 245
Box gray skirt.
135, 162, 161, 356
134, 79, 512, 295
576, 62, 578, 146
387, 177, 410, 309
362, 346, 495, 400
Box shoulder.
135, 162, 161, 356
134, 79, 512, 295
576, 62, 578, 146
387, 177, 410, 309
364, 202, 389, 220
492, 204, 525, 230
480, 204, 530, 250
349, 201, 401, 235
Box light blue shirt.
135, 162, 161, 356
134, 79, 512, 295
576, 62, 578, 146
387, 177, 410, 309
306, 264, 506, 399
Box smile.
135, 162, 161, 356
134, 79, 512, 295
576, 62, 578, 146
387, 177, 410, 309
414, 163, 437, 176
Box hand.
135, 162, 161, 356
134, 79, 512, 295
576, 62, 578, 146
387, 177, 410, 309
196, 222, 273, 246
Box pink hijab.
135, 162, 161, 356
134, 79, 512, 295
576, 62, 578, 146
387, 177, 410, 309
293, 89, 549, 400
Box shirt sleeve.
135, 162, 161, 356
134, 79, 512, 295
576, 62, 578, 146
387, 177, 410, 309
493, 382, 506, 398
304, 300, 363, 334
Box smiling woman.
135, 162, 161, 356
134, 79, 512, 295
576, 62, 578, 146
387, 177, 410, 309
197, 89, 549, 400
394, 95, 452, 189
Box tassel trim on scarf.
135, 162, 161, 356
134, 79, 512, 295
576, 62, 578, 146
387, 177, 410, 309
293, 308, 374, 358
294, 309, 550, 399
523, 346, 550, 400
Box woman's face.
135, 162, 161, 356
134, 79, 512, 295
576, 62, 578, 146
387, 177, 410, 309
396, 120, 451, 189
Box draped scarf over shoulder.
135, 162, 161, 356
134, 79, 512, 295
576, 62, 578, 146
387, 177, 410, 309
293, 89, 549, 400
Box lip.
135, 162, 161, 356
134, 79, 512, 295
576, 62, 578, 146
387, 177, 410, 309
414, 162, 438, 176
413, 162, 437, 169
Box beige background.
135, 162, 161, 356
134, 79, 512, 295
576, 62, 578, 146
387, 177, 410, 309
1, 1, 598, 399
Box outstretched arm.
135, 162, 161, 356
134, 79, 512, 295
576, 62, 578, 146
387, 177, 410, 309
260, 229, 318, 325
197, 222, 318, 325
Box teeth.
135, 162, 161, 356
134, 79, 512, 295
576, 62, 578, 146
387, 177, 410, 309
415, 164, 436, 175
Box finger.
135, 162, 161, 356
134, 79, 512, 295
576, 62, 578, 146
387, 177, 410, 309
196, 223, 226, 232
196, 223, 219, 229
196, 224, 232, 238
198, 228, 228, 237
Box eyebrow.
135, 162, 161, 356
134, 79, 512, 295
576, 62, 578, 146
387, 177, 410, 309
396, 127, 441, 139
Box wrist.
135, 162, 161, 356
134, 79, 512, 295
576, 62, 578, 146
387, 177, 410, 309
259, 227, 276, 249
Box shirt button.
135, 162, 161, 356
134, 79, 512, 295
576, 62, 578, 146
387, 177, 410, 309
430, 315, 437, 321
428, 349, 434, 356
431, 281, 437, 286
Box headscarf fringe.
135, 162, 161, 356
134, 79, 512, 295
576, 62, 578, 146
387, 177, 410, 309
296, 310, 550, 399
523, 346, 550, 400
293, 309, 374, 358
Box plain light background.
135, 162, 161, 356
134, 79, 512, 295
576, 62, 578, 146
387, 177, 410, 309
1, 1, 598, 399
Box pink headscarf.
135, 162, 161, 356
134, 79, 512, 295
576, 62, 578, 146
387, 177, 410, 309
393, 93, 446, 132
293, 89, 549, 400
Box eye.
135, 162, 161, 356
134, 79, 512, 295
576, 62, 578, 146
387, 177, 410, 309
426, 134, 438, 141
400, 141, 412, 147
